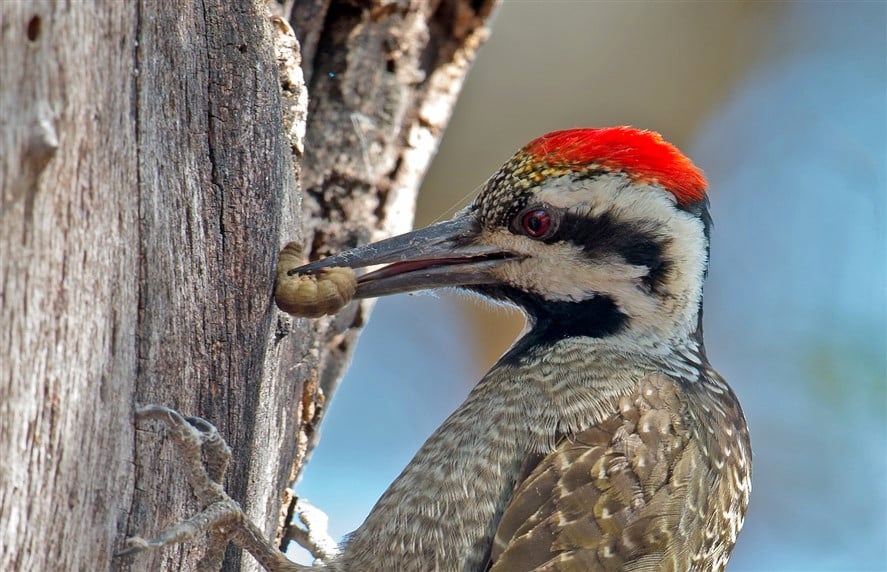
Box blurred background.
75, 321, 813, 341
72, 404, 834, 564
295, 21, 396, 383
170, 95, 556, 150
296, 2, 886, 570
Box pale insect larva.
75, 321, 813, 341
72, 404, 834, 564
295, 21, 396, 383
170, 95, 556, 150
275, 242, 357, 318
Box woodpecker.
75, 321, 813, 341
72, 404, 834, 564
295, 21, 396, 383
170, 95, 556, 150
288, 127, 751, 571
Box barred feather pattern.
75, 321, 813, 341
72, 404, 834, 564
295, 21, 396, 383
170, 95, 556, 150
331, 338, 750, 572
487, 369, 751, 571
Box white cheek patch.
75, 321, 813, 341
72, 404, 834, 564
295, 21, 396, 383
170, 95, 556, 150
487, 231, 657, 316
487, 234, 597, 301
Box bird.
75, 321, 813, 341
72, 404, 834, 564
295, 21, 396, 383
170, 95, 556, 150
285, 126, 752, 571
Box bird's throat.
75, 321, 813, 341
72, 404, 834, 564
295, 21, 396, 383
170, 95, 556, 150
471, 286, 629, 343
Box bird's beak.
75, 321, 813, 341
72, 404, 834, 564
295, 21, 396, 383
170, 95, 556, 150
287, 214, 514, 299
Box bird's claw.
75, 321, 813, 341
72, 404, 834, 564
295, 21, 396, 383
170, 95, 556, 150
119, 404, 306, 571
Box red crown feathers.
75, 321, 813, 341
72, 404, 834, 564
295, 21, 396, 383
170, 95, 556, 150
524, 127, 707, 206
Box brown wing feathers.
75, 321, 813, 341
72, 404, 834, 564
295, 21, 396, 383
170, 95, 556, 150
489, 374, 712, 572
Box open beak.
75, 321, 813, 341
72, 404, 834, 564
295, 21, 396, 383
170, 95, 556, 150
287, 214, 515, 299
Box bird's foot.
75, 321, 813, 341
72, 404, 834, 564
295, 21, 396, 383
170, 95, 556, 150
118, 404, 306, 572
281, 497, 341, 564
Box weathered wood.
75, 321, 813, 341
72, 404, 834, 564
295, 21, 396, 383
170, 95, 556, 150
0, 2, 140, 570
126, 3, 303, 570
0, 1, 495, 570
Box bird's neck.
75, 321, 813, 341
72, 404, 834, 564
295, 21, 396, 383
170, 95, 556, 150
342, 336, 669, 570
495, 334, 676, 444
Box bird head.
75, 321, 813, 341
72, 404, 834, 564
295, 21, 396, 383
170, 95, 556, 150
293, 127, 712, 346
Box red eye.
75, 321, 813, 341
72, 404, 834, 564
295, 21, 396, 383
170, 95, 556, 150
521, 209, 552, 238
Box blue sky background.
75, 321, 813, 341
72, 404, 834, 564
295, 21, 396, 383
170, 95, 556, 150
295, 3, 886, 570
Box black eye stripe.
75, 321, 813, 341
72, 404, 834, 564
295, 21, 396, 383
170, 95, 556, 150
553, 212, 669, 291
554, 213, 657, 257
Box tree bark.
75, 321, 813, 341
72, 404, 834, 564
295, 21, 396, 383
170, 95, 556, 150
0, 1, 495, 571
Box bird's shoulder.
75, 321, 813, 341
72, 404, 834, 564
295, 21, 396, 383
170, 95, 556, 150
487, 371, 737, 572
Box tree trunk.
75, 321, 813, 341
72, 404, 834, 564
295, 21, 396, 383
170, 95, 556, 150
0, 1, 495, 571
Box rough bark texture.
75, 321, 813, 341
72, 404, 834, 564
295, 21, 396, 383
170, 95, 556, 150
0, 1, 494, 571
